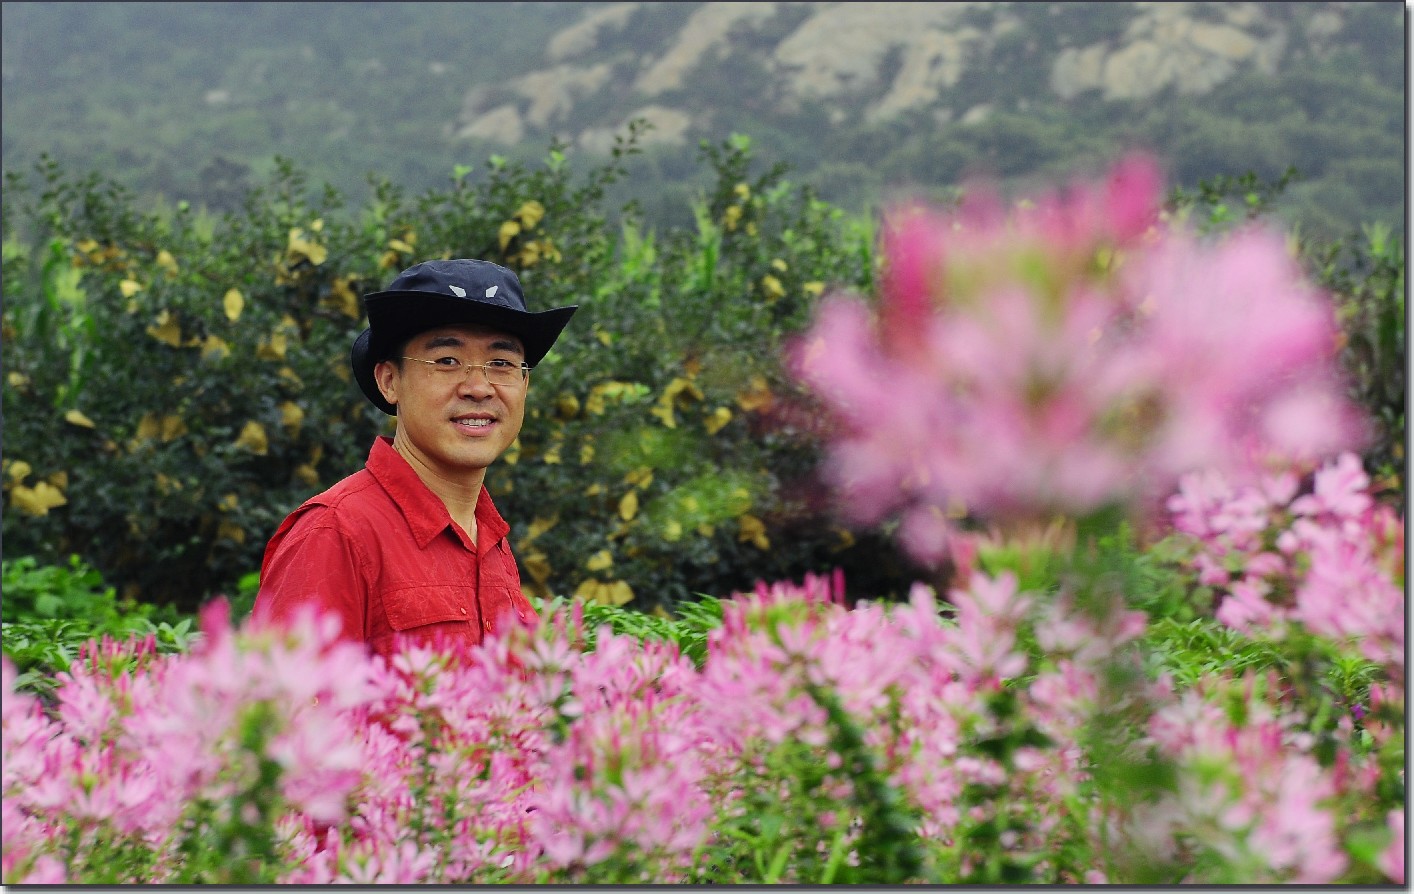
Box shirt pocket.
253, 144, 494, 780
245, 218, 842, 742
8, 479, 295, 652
479, 584, 534, 632
382, 584, 474, 631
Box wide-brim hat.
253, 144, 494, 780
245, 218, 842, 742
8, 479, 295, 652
351, 259, 577, 415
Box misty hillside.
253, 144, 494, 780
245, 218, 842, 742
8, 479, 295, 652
2, 1, 1404, 237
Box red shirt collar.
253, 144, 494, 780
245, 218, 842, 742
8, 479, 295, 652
365, 435, 510, 551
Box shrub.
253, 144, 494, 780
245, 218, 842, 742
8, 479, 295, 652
2, 134, 913, 614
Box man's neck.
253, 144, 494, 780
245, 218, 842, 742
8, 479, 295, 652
390, 435, 485, 543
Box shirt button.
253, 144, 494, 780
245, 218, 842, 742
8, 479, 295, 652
460, 607, 467, 616
484, 620, 492, 631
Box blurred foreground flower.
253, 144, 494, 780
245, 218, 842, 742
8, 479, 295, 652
791, 155, 1365, 565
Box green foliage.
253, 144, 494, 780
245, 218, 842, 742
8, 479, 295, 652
1310, 223, 1406, 503
1, 135, 1401, 622
1, 135, 916, 615
539, 592, 725, 669
1, 555, 197, 701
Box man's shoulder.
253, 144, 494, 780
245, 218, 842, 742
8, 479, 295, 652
307, 467, 380, 506
285, 468, 392, 529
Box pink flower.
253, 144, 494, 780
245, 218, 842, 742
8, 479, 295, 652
1379, 809, 1405, 883
791, 157, 1363, 566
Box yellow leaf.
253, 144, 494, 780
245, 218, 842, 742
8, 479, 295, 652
218, 493, 239, 512
520, 514, 559, 548
9, 481, 66, 516
516, 200, 545, 230
388, 238, 414, 253
202, 335, 231, 360
286, 228, 328, 266
503, 438, 521, 465
832, 527, 856, 553
134, 413, 160, 442
542, 443, 562, 465
517, 241, 542, 267
498, 220, 522, 251
156, 250, 179, 276
735, 375, 773, 412
760, 274, 786, 301
120, 279, 143, 297
155, 473, 181, 494
623, 466, 654, 488
738, 514, 770, 550
522, 548, 552, 585
584, 482, 604, 497
585, 380, 634, 415
555, 393, 581, 420
661, 519, 683, 542
295, 463, 320, 487
5, 460, 32, 483
771, 258, 788, 272
147, 311, 182, 347
279, 400, 305, 433
579, 440, 595, 465
45, 470, 68, 489
6, 371, 29, 389
217, 520, 245, 544
733, 182, 751, 200
329, 277, 361, 319
722, 205, 742, 232
574, 578, 634, 607
803, 281, 825, 297
279, 366, 303, 387
649, 394, 677, 428
160, 415, 187, 442
595, 328, 613, 347
258, 330, 288, 361
618, 490, 639, 521
223, 288, 244, 322
703, 406, 732, 435
234, 420, 268, 455
63, 409, 96, 429
586, 549, 614, 571
651, 376, 703, 428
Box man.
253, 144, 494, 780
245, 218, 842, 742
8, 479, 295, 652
253, 259, 576, 660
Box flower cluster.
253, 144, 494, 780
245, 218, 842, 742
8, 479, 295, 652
1166, 452, 1404, 676
2, 602, 374, 884
790, 156, 1363, 565
5, 567, 1399, 884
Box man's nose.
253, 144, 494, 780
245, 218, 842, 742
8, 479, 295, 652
458, 366, 498, 397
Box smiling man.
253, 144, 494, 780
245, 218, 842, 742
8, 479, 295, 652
252, 259, 575, 660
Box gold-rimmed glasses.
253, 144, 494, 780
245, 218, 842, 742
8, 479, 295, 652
400, 356, 531, 387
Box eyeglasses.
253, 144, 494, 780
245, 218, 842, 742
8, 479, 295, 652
401, 356, 531, 387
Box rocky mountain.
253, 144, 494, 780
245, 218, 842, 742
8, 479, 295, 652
1, 2, 1403, 235
451, 2, 1382, 151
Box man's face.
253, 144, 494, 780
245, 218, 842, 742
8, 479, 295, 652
373, 323, 528, 481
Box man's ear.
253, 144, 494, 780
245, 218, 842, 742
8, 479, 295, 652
373, 359, 399, 409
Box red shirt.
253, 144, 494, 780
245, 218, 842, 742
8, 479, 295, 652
252, 436, 537, 660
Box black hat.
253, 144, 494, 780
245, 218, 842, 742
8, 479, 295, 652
351, 259, 577, 415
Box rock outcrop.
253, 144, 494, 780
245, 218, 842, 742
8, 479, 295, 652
450, 2, 1349, 149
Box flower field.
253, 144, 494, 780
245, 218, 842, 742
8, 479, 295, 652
2, 155, 1404, 883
